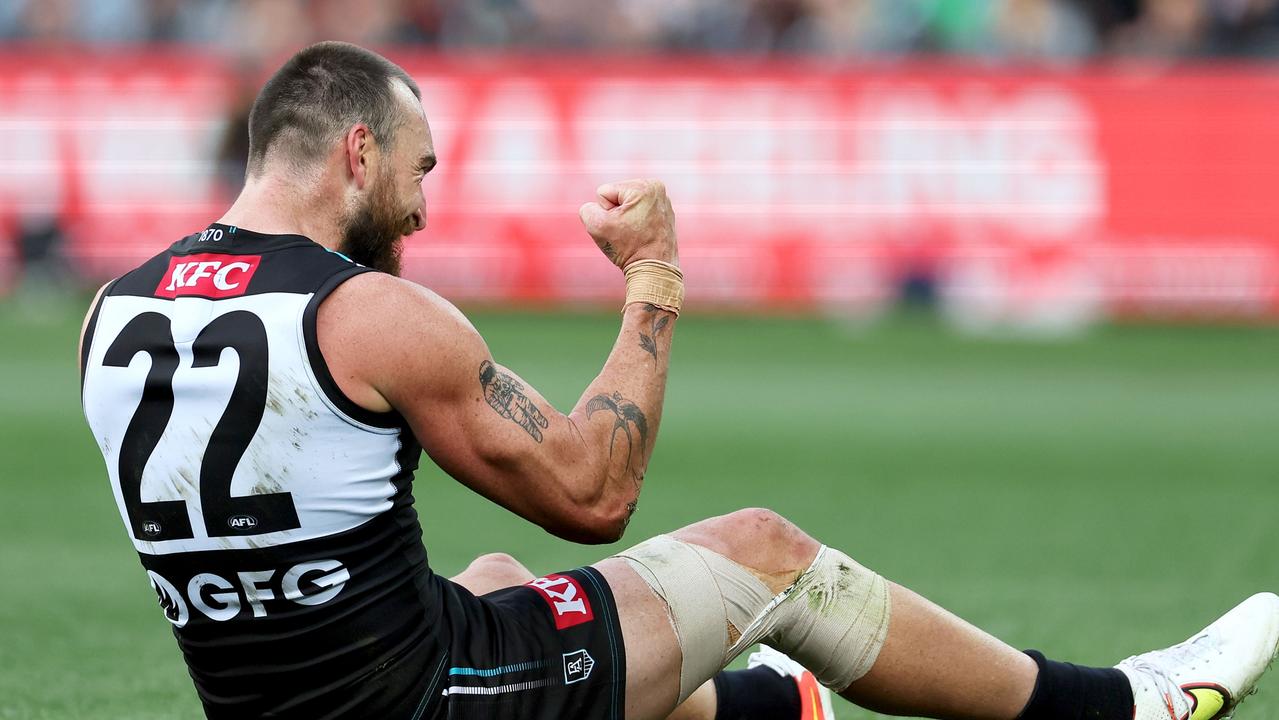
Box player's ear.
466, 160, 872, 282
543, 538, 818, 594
345, 124, 372, 189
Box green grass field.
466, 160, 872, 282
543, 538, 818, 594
1, 298, 1277, 719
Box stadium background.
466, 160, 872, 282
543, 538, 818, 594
1, 1, 1277, 718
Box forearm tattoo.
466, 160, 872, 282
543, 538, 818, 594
586, 391, 649, 480
479, 360, 550, 442
637, 304, 671, 362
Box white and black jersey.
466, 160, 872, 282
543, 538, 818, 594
81, 224, 629, 720
81, 225, 442, 717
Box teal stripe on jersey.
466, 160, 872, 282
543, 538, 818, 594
324, 247, 355, 263
448, 660, 547, 677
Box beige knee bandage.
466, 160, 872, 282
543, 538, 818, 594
615, 536, 891, 702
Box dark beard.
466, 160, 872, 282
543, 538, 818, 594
340, 188, 405, 276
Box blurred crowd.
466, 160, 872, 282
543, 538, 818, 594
2, 0, 1279, 61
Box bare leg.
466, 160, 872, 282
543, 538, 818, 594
842, 583, 1036, 719
595, 558, 686, 719
450, 552, 535, 595
665, 682, 716, 720
597, 508, 1040, 720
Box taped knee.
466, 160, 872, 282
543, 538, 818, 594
614, 536, 891, 702
744, 545, 892, 692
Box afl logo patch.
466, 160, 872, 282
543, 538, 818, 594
141, 521, 162, 536
228, 515, 258, 530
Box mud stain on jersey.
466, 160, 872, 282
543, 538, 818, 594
175, 466, 198, 496
255, 472, 281, 494
267, 374, 318, 421
288, 425, 307, 452
265, 389, 286, 416
291, 386, 319, 420
240, 535, 269, 550
212, 535, 241, 550
245, 446, 289, 495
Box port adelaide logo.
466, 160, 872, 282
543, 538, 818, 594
562, 649, 594, 685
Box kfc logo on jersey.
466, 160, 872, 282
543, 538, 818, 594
527, 574, 594, 629
155, 254, 261, 299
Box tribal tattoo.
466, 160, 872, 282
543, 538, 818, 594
585, 391, 649, 479
479, 360, 550, 442
637, 304, 671, 363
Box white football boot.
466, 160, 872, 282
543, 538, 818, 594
746, 644, 837, 720
1116, 592, 1279, 720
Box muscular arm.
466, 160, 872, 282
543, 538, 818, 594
320, 180, 680, 544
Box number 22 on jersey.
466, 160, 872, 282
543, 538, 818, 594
101, 310, 300, 541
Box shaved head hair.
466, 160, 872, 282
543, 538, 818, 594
246, 41, 421, 176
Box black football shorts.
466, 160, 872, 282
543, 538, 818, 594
417, 566, 627, 720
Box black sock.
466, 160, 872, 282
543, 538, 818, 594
713, 666, 802, 720
1018, 650, 1134, 720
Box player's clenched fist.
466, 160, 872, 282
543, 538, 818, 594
578, 179, 679, 269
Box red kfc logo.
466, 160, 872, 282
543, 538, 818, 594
527, 574, 594, 630
155, 254, 261, 299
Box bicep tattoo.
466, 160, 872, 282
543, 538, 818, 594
479, 360, 550, 442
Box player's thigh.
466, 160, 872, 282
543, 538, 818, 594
451, 552, 535, 595
593, 557, 683, 720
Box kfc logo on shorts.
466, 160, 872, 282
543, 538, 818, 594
527, 574, 594, 630
562, 649, 595, 685
155, 254, 261, 299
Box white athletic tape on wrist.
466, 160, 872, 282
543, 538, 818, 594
615, 535, 891, 702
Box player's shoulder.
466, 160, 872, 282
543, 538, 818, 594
329, 270, 439, 304
316, 271, 489, 402
319, 271, 482, 351
326, 271, 467, 323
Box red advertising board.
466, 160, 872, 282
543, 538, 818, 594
1, 50, 1277, 320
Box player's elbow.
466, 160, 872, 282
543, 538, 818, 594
548, 505, 630, 545
543, 447, 636, 544
585, 501, 633, 544
548, 487, 633, 545
547, 521, 620, 545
